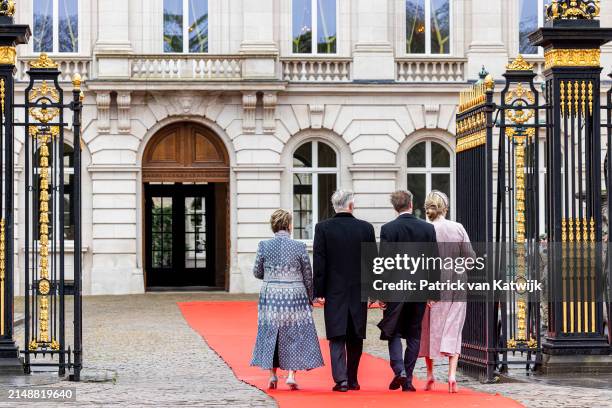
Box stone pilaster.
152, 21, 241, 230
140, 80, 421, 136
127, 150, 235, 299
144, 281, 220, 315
467, 0, 508, 79
239, 0, 278, 79
95, 0, 132, 78
352, 0, 395, 80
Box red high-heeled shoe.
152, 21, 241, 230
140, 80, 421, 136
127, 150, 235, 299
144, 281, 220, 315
448, 379, 458, 393
424, 378, 435, 391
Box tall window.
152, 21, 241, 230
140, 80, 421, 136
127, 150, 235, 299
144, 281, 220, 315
407, 141, 452, 220
164, 0, 209, 53
33, 0, 78, 53
406, 0, 450, 54
292, 0, 337, 54
519, 0, 550, 55
293, 141, 338, 239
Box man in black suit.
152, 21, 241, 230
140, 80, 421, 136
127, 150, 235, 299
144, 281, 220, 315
313, 190, 376, 392
377, 190, 437, 392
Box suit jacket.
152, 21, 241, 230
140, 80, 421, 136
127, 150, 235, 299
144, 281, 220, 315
377, 213, 438, 340
313, 212, 376, 339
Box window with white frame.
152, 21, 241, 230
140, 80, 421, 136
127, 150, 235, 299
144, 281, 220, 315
519, 0, 551, 55
292, 0, 337, 54
406, 0, 450, 54
292, 141, 338, 240
407, 140, 452, 219
163, 0, 209, 53
33, 0, 78, 53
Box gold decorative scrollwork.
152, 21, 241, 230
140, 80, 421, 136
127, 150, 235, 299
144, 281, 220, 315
504, 83, 535, 105
0, 46, 16, 65
29, 81, 59, 103
29, 81, 60, 124
506, 55, 534, 71
29, 53, 58, 69
544, 48, 600, 69
28, 78, 61, 351
546, 0, 600, 21
456, 131, 486, 153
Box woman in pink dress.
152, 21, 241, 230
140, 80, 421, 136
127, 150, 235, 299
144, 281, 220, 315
419, 190, 475, 393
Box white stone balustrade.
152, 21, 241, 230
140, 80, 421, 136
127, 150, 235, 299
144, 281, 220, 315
396, 58, 467, 83
281, 58, 352, 82
130, 55, 243, 80
16, 57, 92, 82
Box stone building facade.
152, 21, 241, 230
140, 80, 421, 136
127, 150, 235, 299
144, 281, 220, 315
10, 0, 612, 295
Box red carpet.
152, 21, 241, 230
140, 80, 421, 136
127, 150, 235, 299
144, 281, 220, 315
178, 301, 523, 408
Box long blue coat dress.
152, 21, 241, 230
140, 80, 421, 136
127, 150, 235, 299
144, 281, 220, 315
250, 230, 324, 370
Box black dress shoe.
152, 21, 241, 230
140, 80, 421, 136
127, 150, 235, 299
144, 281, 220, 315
389, 374, 408, 390
348, 383, 360, 391
333, 381, 349, 392
402, 383, 417, 392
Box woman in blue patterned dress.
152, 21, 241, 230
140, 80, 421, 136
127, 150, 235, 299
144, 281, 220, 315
251, 209, 324, 390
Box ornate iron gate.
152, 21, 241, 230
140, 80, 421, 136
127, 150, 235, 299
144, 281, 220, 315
457, 0, 612, 381
0, 7, 83, 380
18, 55, 84, 379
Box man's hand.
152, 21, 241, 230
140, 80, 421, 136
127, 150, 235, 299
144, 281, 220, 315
315, 297, 325, 305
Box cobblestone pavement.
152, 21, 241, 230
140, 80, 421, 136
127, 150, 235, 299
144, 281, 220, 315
0, 293, 609, 408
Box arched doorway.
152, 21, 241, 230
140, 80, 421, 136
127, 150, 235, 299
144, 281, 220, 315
142, 122, 229, 289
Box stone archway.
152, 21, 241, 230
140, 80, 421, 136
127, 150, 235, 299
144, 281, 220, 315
142, 122, 230, 290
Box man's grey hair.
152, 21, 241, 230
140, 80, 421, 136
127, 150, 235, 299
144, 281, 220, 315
331, 190, 355, 212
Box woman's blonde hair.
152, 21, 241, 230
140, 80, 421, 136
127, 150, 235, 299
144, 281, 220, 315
424, 190, 449, 221
270, 209, 292, 233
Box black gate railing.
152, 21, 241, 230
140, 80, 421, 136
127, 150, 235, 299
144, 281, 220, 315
457, 58, 547, 382
455, 71, 496, 380
16, 54, 83, 379
0, 5, 83, 380
458, 1, 612, 381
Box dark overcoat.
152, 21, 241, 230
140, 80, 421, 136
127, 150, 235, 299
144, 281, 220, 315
313, 212, 376, 339
377, 213, 438, 340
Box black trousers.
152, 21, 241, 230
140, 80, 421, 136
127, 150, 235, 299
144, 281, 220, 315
388, 335, 420, 382
328, 313, 363, 385
387, 302, 425, 383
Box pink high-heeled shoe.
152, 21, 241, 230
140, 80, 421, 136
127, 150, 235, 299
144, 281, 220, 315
448, 379, 458, 393
424, 378, 435, 391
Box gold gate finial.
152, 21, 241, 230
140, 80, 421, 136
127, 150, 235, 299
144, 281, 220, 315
506, 55, 534, 71
546, 0, 600, 21
484, 74, 495, 91
72, 73, 82, 90
0, 1, 15, 17
29, 53, 58, 69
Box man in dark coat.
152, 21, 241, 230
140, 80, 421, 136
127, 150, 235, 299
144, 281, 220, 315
313, 190, 376, 392
377, 190, 437, 392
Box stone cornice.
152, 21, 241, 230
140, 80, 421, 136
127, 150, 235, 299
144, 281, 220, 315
87, 165, 141, 172
84, 81, 288, 92
348, 165, 401, 172
232, 165, 284, 172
